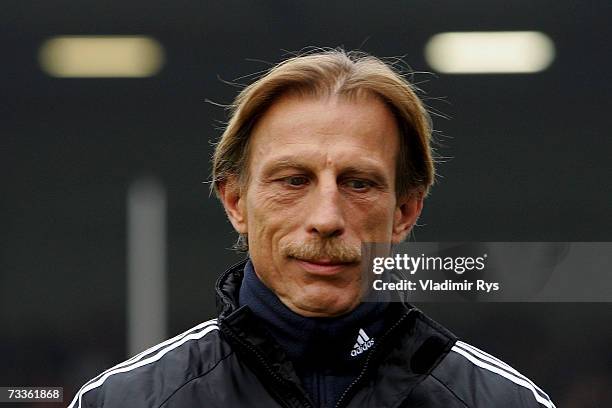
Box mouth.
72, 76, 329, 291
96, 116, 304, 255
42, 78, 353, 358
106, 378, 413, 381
293, 258, 356, 275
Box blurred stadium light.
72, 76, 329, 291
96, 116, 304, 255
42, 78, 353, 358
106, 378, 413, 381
38, 36, 165, 78
425, 31, 555, 74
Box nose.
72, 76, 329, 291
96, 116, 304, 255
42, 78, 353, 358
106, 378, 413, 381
305, 177, 346, 239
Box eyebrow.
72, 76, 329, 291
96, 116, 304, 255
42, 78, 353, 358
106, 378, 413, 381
260, 158, 312, 178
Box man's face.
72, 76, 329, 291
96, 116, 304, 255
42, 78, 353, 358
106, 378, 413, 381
221, 93, 422, 317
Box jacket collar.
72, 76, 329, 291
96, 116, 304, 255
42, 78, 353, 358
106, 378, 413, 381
215, 259, 312, 405
215, 258, 247, 319
238, 259, 390, 366
214, 258, 458, 407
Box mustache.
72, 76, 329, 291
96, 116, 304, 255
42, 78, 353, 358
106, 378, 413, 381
281, 239, 361, 263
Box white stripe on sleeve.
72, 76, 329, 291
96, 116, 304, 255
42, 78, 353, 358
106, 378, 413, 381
455, 341, 553, 403
451, 346, 555, 408
68, 319, 218, 408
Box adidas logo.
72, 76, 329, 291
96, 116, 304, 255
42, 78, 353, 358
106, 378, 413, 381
350, 328, 375, 357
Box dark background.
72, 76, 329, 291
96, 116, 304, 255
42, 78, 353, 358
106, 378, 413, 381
2, 1, 611, 406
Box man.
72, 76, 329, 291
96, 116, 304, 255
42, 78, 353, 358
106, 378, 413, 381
68, 50, 555, 407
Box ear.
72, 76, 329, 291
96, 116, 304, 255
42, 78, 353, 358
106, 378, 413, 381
392, 192, 424, 243
218, 178, 248, 234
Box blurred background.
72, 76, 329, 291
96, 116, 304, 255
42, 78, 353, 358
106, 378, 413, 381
2, 1, 611, 406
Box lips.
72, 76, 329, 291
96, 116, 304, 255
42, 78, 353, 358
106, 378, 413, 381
294, 258, 354, 275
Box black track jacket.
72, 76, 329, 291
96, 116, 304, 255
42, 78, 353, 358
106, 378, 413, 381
68, 260, 556, 408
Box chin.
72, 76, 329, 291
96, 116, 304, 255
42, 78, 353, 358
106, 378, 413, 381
295, 290, 359, 317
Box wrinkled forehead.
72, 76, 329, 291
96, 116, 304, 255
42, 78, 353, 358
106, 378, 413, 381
245, 92, 401, 176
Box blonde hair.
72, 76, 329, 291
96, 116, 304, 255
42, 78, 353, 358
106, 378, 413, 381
212, 49, 435, 198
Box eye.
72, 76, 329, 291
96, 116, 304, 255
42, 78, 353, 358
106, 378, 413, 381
345, 179, 373, 191
283, 176, 309, 187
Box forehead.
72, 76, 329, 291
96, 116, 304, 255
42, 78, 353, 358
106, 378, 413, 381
248, 93, 400, 172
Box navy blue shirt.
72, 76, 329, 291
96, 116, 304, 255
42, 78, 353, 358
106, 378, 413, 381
238, 260, 388, 407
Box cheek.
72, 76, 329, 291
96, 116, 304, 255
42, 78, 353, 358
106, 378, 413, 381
247, 188, 301, 245
252, 182, 305, 212
347, 197, 396, 239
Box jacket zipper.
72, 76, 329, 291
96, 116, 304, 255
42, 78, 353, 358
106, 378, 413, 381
223, 325, 314, 408
333, 309, 413, 408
